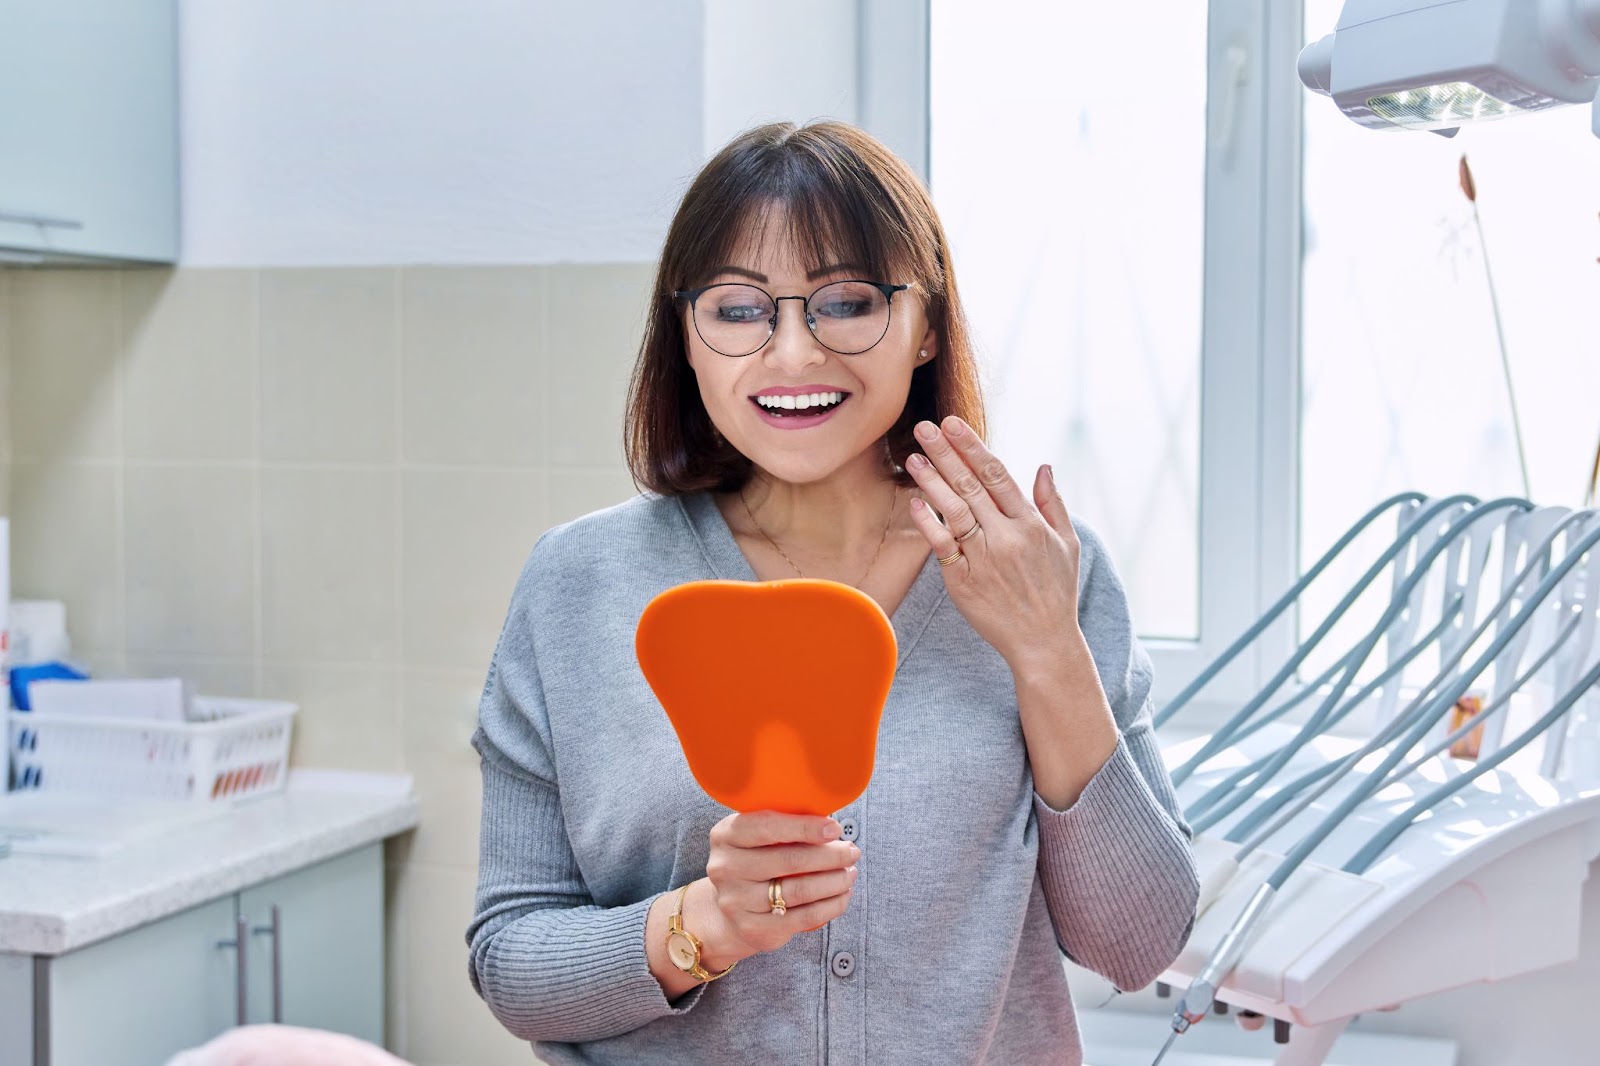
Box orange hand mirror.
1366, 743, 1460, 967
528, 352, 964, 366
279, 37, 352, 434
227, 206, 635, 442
636, 579, 897, 816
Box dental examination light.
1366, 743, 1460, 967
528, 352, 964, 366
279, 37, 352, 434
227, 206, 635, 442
1298, 0, 1600, 138
1147, 501, 1600, 1065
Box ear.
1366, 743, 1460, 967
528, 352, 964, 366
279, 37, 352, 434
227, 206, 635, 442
917, 326, 939, 364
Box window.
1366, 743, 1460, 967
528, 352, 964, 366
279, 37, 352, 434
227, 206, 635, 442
929, 2, 1208, 641
927, 1, 1299, 716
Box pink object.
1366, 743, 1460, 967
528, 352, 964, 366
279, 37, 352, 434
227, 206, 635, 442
165, 1025, 413, 1066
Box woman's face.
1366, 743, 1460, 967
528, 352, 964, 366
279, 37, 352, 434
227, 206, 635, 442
684, 212, 937, 485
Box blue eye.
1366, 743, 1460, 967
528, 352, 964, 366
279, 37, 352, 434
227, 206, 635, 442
816, 298, 872, 319
714, 302, 769, 324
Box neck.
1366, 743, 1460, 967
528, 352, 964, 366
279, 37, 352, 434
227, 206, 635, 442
738, 462, 907, 566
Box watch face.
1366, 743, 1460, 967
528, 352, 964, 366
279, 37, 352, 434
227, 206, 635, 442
666, 931, 698, 971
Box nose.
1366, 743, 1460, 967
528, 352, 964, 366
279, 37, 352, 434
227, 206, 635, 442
763, 295, 826, 373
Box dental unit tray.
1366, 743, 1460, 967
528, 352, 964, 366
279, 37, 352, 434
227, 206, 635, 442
1151, 493, 1600, 1065
1163, 721, 1600, 1063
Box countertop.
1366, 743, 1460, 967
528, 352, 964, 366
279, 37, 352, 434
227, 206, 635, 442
0, 771, 418, 956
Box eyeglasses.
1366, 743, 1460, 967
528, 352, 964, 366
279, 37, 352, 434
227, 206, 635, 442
673, 280, 910, 358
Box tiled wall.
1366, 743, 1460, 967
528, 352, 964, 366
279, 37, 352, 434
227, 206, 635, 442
1, 264, 654, 1066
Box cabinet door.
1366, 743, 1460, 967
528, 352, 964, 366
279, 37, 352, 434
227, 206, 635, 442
0, 0, 179, 262
46, 895, 238, 1066
239, 843, 385, 1043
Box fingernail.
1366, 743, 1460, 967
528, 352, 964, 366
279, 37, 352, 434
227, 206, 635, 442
848, 866, 859, 879
944, 417, 964, 437
916, 421, 938, 442
907, 453, 929, 471
849, 844, 861, 860
1045, 464, 1056, 489
823, 821, 841, 840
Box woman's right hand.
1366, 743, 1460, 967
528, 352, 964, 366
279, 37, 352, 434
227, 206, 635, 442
698, 811, 860, 964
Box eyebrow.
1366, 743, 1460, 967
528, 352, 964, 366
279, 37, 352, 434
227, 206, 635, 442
712, 263, 869, 283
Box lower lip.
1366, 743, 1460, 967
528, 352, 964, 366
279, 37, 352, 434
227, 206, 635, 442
750, 397, 848, 430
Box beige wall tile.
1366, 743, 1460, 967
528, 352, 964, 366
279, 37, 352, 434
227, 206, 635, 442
401, 668, 487, 870
122, 269, 257, 461
261, 269, 399, 464
123, 655, 258, 700
400, 268, 544, 467
7, 270, 122, 461
400, 468, 544, 671
395, 864, 533, 1066
264, 662, 403, 773
125, 465, 256, 656
547, 465, 644, 529
65, 648, 127, 680
545, 263, 655, 467
0, 270, 10, 463
261, 467, 399, 661
7, 461, 122, 652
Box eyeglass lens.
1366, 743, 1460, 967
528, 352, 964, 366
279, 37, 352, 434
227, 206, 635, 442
692, 282, 893, 357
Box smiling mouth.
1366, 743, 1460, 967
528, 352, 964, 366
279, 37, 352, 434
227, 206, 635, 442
750, 392, 851, 417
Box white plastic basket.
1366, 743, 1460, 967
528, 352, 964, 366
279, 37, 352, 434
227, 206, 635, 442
7, 696, 297, 804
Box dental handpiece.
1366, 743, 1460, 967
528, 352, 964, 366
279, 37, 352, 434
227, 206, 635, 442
1156, 882, 1277, 1061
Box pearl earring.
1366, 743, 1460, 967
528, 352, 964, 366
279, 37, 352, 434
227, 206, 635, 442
918, 350, 929, 360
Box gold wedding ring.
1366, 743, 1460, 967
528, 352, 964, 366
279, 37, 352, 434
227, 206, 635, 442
937, 548, 963, 567
956, 522, 983, 542
768, 878, 787, 916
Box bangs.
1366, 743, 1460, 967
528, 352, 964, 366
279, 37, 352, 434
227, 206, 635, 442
669, 128, 937, 293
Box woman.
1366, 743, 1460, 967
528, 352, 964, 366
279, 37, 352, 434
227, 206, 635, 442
468, 121, 1198, 1065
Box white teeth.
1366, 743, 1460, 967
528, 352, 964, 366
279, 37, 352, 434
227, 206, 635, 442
756, 391, 844, 411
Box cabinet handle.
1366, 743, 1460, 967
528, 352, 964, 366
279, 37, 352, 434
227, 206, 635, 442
215, 915, 250, 1026
252, 904, 284, 1023
0, 209, 84, 229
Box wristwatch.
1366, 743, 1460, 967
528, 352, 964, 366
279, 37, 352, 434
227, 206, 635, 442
665, 883, 738, 983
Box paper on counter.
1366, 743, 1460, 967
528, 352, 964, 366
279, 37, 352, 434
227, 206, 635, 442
27, 677, 190, 721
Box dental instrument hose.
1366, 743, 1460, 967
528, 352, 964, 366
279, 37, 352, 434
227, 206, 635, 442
1233, 612, 1581, 860
1184, 602, 1463, 832
1222, 508, 1593, 848
1155, 493, 1427, 729
1183, 500, 1528, 833
1171, 495, 1484, 787
1156, 516, 1599, 1063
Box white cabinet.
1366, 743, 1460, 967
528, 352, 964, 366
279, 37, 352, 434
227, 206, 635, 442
239, 846, 385, 1044
0, 0, 180, 264
47, 896, 238, 1066
35, 843, 385, 1066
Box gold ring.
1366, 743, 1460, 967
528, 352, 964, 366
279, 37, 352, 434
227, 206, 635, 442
768, 878, 787, 916
956, 523, 983, 542
937, 548, 963, 567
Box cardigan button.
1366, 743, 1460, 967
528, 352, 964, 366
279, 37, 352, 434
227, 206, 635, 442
830, 951, 856, 979
839, 819, 858, 842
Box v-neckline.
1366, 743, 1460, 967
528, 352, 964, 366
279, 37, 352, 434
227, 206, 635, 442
676, 490, 948, 673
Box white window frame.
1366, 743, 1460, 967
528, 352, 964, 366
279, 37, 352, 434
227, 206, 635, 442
864, 0, 1306, 726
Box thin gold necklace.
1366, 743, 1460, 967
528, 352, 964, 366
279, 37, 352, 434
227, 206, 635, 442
739, 484, 899, 590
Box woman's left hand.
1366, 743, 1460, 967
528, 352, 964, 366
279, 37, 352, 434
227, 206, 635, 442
904, 415, 1082, 672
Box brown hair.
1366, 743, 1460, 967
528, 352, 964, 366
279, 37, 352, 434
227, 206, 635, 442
624, 121, 986, 495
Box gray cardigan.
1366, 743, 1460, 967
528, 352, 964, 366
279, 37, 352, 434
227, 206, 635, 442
468, 490, 1198, 1065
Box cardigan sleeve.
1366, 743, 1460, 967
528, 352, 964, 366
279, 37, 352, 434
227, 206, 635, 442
465, 540, 707, 1042
1030, 521, 1199, 992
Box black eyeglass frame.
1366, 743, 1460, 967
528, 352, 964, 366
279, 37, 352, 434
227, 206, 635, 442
672, 279, 911, 357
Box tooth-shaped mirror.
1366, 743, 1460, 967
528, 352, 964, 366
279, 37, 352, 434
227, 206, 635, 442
636, 579, 897, 816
